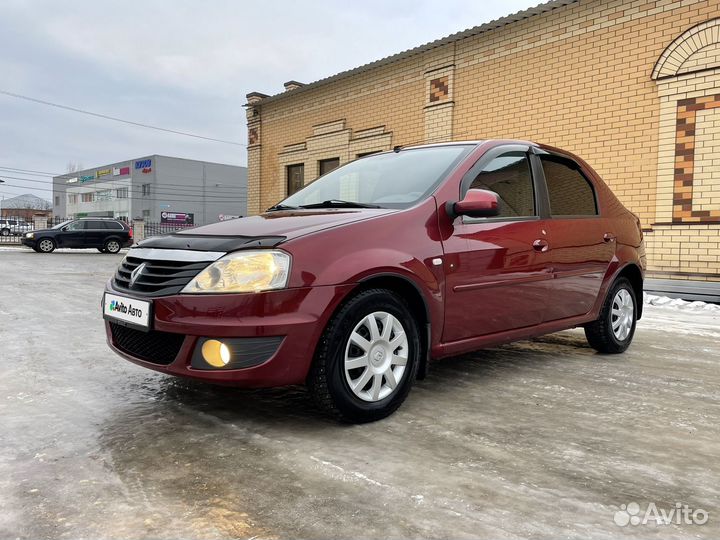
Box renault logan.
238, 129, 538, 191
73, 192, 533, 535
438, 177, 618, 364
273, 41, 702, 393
103, 140, 645, 422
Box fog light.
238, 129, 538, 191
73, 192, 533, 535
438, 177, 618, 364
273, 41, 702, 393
201, 339, 231, 368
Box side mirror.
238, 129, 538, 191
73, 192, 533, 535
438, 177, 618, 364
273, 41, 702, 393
61, 226, 69, 231
447, 189, 500, 219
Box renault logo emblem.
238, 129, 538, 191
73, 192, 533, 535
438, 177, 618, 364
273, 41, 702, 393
129, 262, 147, 288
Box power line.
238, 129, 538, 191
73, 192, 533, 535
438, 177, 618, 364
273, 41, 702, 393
0, 173, 247, 198
0, 181, 247, 203
0, 166, 247, 195
0, 90, 246, 147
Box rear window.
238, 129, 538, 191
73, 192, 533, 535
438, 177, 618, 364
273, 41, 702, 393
541, 156, 598, 216
103, 221, 125, 230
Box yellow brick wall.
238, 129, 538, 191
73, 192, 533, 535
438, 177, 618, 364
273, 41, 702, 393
248, 0, 720, 280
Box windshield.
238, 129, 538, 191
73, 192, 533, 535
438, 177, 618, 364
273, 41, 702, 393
279, 145, 473, 210
51, 220, 73, 230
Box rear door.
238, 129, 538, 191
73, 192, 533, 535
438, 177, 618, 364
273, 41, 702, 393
534, 152, 615, 321
84, 220, 109, 247
442, 145, 554, 341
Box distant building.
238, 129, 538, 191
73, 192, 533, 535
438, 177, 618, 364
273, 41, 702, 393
0, 193, 52, 220
52, 155, 247, 226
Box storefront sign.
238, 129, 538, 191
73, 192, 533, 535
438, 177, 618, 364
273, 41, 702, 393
97, 168, 112, 177
135, 159, 152, 169
80, 174, 95, 183
113, 166, 131, 176
160, 211, 194, 225
65, 177, 78, 184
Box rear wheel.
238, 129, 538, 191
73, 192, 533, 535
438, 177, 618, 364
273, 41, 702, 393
584, 277, 637, 354
37, 238, 56, 253
104, 239, 121, 254
307, 288, 420, 423
1, 228, 9, 236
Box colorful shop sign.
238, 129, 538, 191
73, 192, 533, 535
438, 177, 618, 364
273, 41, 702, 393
97, 168, 112, 177
80, 174, 95, 183
113, 166, 131, 176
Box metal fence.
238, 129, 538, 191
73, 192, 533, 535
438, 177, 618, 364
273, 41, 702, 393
143, 221, 196, 239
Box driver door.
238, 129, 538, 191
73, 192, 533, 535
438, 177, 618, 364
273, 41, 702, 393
441, 147, 554, 342
59, 220, 86, 248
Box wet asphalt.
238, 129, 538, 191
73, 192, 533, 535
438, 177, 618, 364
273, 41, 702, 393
1, 247, 719, 539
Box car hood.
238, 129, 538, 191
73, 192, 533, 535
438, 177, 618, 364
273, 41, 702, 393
137, 209, 397, 252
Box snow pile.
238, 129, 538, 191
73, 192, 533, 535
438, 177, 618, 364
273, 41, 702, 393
644, 293, 720, 312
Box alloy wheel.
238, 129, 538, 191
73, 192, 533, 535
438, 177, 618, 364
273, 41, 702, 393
106, 241, 120, 253
611, 288, 634, 341
39, 239, 54, 252
344, 311, 409, 402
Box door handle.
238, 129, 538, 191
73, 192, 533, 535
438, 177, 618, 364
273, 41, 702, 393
533, 239, 550, 252
603, 233, 616, 243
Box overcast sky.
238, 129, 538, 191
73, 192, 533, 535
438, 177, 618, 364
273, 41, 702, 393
0, 0, 540, 201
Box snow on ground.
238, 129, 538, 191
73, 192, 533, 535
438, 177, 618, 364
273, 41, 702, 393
644, 293, 720, 312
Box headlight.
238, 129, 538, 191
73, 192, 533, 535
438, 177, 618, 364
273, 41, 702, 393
181, 250, 290, 294
25, 232, 34, 238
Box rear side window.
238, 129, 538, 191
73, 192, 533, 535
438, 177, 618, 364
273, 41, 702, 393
86, 220, 108, 229
468, 152, 535, 218
103, 221, 124, 230
541, 157, 598, 216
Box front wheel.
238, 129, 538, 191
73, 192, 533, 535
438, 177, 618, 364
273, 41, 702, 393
307, 288, 421, 423
584, 277, 637, 354
1, 228, 9, 236
37, 238, 56, 253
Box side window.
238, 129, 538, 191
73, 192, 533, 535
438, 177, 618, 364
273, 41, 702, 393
541, 157, 598, 216
104, 221, 123, 230
468, 152, 535, 218
67, 221, 85, 231
87, 220, 106, 229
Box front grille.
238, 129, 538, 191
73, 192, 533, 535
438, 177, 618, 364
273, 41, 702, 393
114, 255, 210, 297
110, 322, 185, 365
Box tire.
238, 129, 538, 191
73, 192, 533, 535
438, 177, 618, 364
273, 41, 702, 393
584, 277, 637, 354
104, 239, 121, 254
307, 288, 421, 423
1, 228, 9, 236
37, 238, 56, 253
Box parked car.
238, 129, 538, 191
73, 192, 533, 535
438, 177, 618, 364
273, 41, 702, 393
103, 140, 645, 422
23, 218, 133, 253
0, 219, 31, 236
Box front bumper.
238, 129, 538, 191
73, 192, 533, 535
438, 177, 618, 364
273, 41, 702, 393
21, 238, 37, 248
104, 280, 354, 387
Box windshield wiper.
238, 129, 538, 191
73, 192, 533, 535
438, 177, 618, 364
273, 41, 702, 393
299, 199, 382, 209
265, 203, 299, 212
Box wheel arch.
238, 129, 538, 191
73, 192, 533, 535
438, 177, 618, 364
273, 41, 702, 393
615, 263, 644, 320
353, 273, 432, 380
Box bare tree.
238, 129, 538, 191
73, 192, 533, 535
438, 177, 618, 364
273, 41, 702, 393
66, 162, 84, 174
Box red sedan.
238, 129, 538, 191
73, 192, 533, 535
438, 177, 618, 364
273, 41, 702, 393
103, 140, 645, 422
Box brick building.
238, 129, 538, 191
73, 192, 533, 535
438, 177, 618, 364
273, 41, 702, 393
245, 0, 720, 283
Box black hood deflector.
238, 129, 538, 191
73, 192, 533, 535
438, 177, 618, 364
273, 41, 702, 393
137, 234, 285, 252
